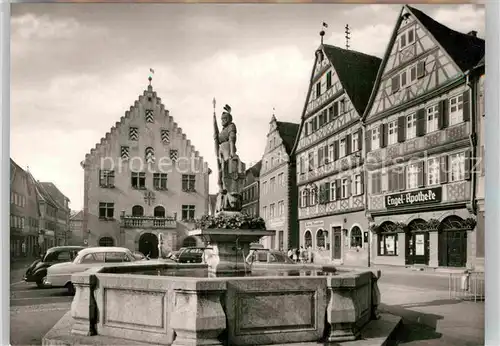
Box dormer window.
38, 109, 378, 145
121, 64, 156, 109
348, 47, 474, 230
316, 82, 321, 98
400, 27, 416, 50
326, 71, 332, 89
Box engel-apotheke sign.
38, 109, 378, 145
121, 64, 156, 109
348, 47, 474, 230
385, 187, 442, 209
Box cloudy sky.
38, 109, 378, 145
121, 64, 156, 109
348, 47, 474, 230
10, 3, 485, 211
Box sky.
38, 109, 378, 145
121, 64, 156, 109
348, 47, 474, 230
10, 3, 485, 211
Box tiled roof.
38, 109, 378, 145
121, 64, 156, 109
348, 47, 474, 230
408, 5, 485, 72
322, 45, 382, 116
70, 210, 84, 221
247, 160, 262, 178
276, 121, 300, 155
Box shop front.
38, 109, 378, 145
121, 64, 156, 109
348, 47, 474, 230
369, 187, 476, 268
299, 211, 368, 265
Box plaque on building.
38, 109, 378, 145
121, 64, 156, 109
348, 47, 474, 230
385, 187, 442, 209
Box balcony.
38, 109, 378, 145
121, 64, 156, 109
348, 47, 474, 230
121, 216, 177, 229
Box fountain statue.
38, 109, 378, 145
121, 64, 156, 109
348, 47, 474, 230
188, 99, 274, 276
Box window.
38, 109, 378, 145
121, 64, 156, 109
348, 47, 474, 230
270, 177, 276, 191
181, 205, 195, 221
326, 71, 332, 89
299, 157, 305, 174
427, 105, 439, 133
309, 187, 317, 205
353, 174, 362, 195
341, 178, 349, 198
270, 156, 274, 167
372, 127, 380, 150
316, 82, 321, 98
270, 203, 275, 218
388, 121, 398, 145
263, 206, 267, 218
278, 200, 284, 216
352, 132, 359, 152
182, 175, 196, 192
450, 152, 465, 182
328, 144, 334, 163
153, 173, 168, 190
400, 27, 415, 49
99, 202, 114, 219
427, 158, 440, 186
106, 252, 131, 263
262, 182, 267, 194
301, 190, 308, 207
308, 152, 315, 171
329, 182, 336, 201
407, 164, 419, 189
131, 172, 146, 189
406, 113, 416, 139
401, 70, 407, 88
339, 138, 346, 157
98, 169, 115, 188
378, 233, 398, 256
340, 99, 346, 113
81, 253, 105, 264
277, 173, 284, 187
409, 65, 417, 84
449, 94, 464, 126
350, 227, 362, 248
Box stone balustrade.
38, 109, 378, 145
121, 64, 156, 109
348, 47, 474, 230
69, 264, 380, 346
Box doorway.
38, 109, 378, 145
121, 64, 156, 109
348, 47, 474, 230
332, 227, 342, 260
438, 216, 468, 267
405, 232, 430, 265
98, 237, 114, 247
138, 232, 159, 258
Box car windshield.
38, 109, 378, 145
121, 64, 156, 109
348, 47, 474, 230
44, 249, 81, 262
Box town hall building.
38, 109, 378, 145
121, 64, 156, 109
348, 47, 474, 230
81, 79, 210, 257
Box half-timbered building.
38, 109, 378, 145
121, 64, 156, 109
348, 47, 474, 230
362, 5, 484, 269
293, 43, 381, 265
81, 80, 210, 257
260, 115, 299, 251
242, 160, 262, 218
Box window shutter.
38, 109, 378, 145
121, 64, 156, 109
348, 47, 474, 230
417, 61, 425, 78
391, 75, 400, 94
304, 190, 309, 207
464, 149, 472, 180
365, 129, 372, 153
398, 166, 406, 191
397, 116, 406, 143
347, 178, 352, 197
318, 147, 324, 167
388, 169, 394, 192
323, 146, 329, 164
319, 184, 326, 204
416, 108, 426, 137
324, 182, 331, 201
333, 102, 339, 117
336, 179, 341, 199
357, 128, 363, 151
417, 161, 425, 187
438, 99, 449, 129
334, 140, 339, 161
440, 155, 448, 184
346, 134, 352, 155
360, 173, 365, 194
378, 124, 385, 148
463, 90, 471, 122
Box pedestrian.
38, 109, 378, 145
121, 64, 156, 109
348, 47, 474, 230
299, 246, 305, 263
295, 248, 300, 262
287, 248, 293, 259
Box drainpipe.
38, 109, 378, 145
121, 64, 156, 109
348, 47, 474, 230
465, 70, 478, 216
360, 119, 371, 267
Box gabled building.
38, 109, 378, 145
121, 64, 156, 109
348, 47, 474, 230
39, 182, 71, 246
242, 160, 262, 217
81, 80, 210, 257
362, 5, 484, 269
293, 41, 381, 265
34, 179, 60, 252
260, 115, 299, 251
69, 210, 85, 246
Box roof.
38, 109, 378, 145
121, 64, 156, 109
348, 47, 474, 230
46, 246, 85, 253
40, 182, 70, 205
70, 210, 84, 221
276, 121, 300, 155
246, 160, 262, 178
77, 247, 131, 257
322, 44, 382, 116
407, 5, 485, 72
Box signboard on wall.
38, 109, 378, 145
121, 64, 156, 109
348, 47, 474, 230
305, 220, 324, 228
385, 187, 442, 209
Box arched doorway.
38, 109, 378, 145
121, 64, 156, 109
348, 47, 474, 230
154, 206, 165, 218
438, 216, 468, 267
350, 226, 362, 249
99, 237, 114, 247
377, 222, 399, 256
304, 230, 312, 248
316, 229, 325, 249
406, 219, 430, 265
138, 232, 159, 258
132, 205, 144, 217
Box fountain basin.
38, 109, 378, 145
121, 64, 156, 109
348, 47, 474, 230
63, 262, 381, 346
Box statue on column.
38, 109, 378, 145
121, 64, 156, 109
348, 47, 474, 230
213, 101, 245, 213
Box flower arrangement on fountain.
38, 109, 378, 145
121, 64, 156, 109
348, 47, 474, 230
194, 213, 267, 230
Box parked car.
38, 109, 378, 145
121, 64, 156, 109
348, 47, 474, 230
44, 247, 143, 294
176, 247, 208, 264
245, 249, 295, 265
24, 246, 84, 288
166, 248, 186, 262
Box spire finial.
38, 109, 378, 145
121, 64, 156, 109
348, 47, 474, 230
212, 97, 216, 113
345, 24, 351, 50
320, 22, 328, 45
148, 68, 155, 86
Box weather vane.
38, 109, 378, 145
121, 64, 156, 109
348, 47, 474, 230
320, 22, 328, 45
148, 68, 155, 85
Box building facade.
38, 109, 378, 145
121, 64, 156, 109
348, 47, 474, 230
10, 160, 41, 259
81, 82, 210, 258
69, 210, 85, 246
260, 115, 299, 251
293, 42, 381, 265
40, 182, 71, 246
241, 160, 261, 217
363, 5, 485, 269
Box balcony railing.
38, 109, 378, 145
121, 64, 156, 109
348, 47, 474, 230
121, 216, 177, 229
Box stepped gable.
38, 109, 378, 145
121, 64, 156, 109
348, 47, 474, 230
83, 85, 204, 165
276, 121, 300, 155
322, 44, 382, 117
407, 5, 485, 72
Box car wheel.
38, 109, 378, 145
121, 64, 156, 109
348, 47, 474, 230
36, 278, 45, 288
66, 283, 75, 295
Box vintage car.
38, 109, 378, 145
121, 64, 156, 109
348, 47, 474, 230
44, 246, 146, 294
176, 247, 208, 264
245, 249, 296, 265
23, 246, 85, 288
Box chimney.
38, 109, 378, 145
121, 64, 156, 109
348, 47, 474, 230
468, 30, 477, 37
